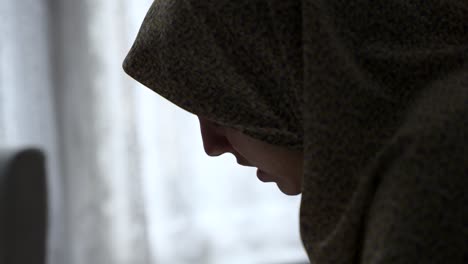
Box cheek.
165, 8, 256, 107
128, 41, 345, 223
225, 131, 273, 166
224, 131, 250, 155
225, 131, 258, 159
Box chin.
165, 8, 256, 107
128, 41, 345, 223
277, 183, 302, 196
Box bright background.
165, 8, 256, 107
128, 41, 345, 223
0, 0, 308, 263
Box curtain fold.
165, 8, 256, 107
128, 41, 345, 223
53, 0, 151, 263
0, 0, 64, 263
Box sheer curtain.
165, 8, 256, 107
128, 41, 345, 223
1, 0, 307, 263
0, 0, 64, 262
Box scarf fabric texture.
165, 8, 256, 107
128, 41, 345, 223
124, 1, 468, 263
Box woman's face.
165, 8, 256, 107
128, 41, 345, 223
198, 117, 303, 195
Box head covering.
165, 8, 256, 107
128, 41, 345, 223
124, 0, 468, 262
300, 1, 467, 262
124, 0, 303, 149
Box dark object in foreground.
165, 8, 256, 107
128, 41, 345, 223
0, 148, 47, 264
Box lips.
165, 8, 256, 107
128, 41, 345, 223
235, 155, 254, 167
237, 161, 254, 167
256, 169, 274, 182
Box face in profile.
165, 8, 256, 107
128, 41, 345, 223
198, 117, 303, 195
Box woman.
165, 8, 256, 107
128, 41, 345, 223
123, 1, 468, 263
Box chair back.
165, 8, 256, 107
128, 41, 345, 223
0, 148, 47, 264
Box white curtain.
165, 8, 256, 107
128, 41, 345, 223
1, 0, 307, 263
0, 0, 64, 262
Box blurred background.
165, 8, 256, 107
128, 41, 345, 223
0, 0, 308, 263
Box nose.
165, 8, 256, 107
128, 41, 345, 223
198, 117, 233, 157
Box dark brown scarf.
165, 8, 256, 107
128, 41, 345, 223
124, 1, 468, 262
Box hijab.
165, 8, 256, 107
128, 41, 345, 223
124, 1, 468, 262
123, 1, 303, 149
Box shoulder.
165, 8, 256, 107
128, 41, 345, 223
361, 68, 468, 263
